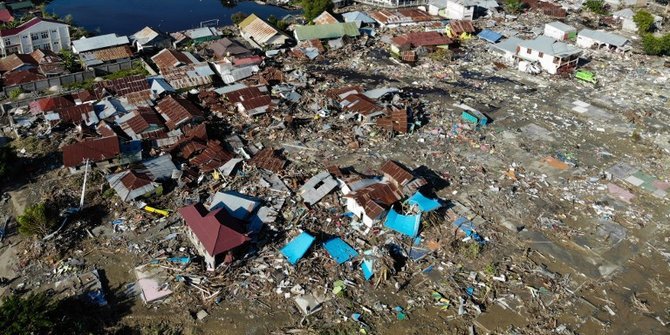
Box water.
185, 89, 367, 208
45, 0, 298, 36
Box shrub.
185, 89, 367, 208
8, 88, 22, 100
633, 10, 655, 34
583, 0, 607, 15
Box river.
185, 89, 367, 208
45, 0, 299, 36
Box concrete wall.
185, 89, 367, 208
3, 70, 95, 95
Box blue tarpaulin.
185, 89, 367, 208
452, 217, 485, 244
406, 192, 442, 212
323, 238, 359, 264
281, 232, 315, 265
361, 249, 375, 280
478, 29, 503, 43
384, 209, 421, 237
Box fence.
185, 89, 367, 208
92, 58, 134, 76
2, 70, 96, 96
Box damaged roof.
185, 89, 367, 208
178, 203, 249, 257
156, 95, 204, 130
381, 160, 414, 185
62, 136, 121, 167
294, 22, 360, 42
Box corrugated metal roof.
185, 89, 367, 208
477, 29, 503, 43
294, 22, 360, 42
62, 136, 120, 167
178, 203, 248, 256
578, 29, 629, 48
342, 11, 376, 24
546, 21, 575, 32
239, 14, 282, 45
519, 35, 581, 57
313, 11, 340, 25
73, 34, 130, 53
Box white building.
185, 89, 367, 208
516, 36, 582, 74
543, 21, 577, 41
491, 36, 523, 63
576, 29, 631, 52
0, 17, 71, 56
436, 0, 498, 20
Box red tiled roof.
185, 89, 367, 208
178, 203, 249, 256
249, 148, 287, 172
2, 69, 43, 86
156, 95, 204, 130
120, 171, 152, 189
189, 140, 233, 172
380, 160, 413, 185
0, 54, 36, 73
57, 103, 94, 124
29, 95, 75, 114
62, 136, 120, 167
0, 17, 67, 37
151, 49, 193, 72
94, 75, 150, 99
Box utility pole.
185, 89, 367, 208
79, 159, 89, 210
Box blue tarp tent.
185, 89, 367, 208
281, 232, 315, 265
478, 29, 503, 43
406, 192, 442, 212
384, 209, 421, 237
323, 238, 359, 264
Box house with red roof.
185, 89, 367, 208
0, 17, 71, 56
179, 203, 250, 271
61, 136, 121, 171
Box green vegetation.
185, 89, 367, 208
8, 88, 23, 100
103, 60, 149, 80
301, 0, 333, 22
583, 0, 608, 15
0, 293, 55, 334
17, 203, 57, 236
0, 145, 17, 180
267, 15, 289, 31
503, 0, 525, 14
484, 262, 496, 276
231, 12, 248, 25
429, 48, 452, 62
60, 49, 80, 73
633, 10, 655, 33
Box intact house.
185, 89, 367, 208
0, 17, 71, 56
293, 22, 360, 43
202, 38, 252, 60
514, 36, 582, 75
313, 11, 340, 25
106, 154, 177, 202
432, 0, 498, 20
238, 14, 290, 49
130, 26, 172, 52
72, 33, 133, 69
543, 21, 576, 41
178, 203, 250, 271
576, 29, 631, 52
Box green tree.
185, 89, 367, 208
60, 49, 79, 72
17, 203, 57, 236
231, 11, 248, 25
583, 0, 607, 15
301, 0, 333, 22
8, 88, 22, 100
0, 293, 56, 335
633, 10, 654, 33
0, 145, 16, 180
503, 0, 525, 14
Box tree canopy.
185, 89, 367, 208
301, 0, 333, 22
633, 10, 654, 34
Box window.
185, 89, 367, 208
31, 33, 39, 41
42, 44, 51, 51
526, 48, 532, 54
54, 41, 59, 45
553, 57, 559, 64
3, 38, 10, 45
41, 31, 49, 39
538, 52, 544, 58
52, 30, 57, 33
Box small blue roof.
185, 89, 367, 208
452, 217, 476, 236
384, 209, 421, 237
323, 238, 359, 264
342, 11, 376, 24
406, 192, 442, 212
478, 29, 503, 43
281, 232, 315, 265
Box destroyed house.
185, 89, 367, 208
238, 14, 289, 49
29, 95, 74, 115
61, 135, 121, 170
344, 181, 403, 227
376, 107, 409, 134
293, 22, 360, 42
380, 160, 414, 187
46, 103, 98, 127
161, 62, 215, 90
189, 140, 233, 172
155, 95, 204, 130
299, 171, 339, 206
516, 36, 582, 74
0, 53, 35, 73
224, 86, 273, 117
117, 107, 166, 140
3, 69, 43, 86
249, 148, 287, 172
447, 20, 476, 38
341, 93, 384, 120
179, 203, 250, 271
106, 154, 176, 202
368, 9, 436, 27
94, 75, 150, 99
390, 31, 452, 55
